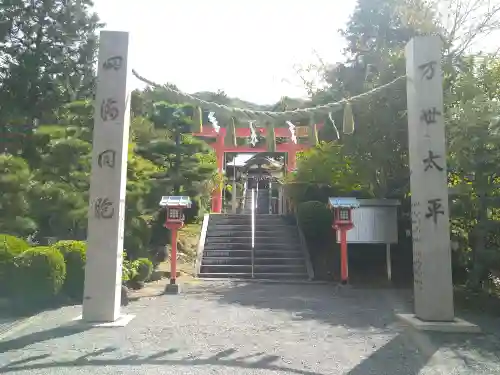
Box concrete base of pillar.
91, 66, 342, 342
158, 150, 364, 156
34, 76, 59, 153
396, 313, 480, 333
164, 283, 181, 295
72, 314, 135, 327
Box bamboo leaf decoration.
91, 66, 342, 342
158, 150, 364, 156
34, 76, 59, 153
343, 101, 355, 134
308, 114, 319, 146
266, 122, 276, 152
224, 117, 237, 147
192, 106, 203, 133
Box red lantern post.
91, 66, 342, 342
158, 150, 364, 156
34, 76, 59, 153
329, 197, 359, 285
159, 196, 192, 294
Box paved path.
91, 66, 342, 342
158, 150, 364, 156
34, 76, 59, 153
0, 281, 499, 375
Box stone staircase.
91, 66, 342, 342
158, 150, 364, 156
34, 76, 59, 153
241, 190, 270, 214
199, 214, 309, 279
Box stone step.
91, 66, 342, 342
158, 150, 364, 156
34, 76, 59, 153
202, 257, 305, 266
204, 243, 302, 251
209, 218, 287, 225
203, 249, 252, 257
243, 195, 268, 200
203, 249, 303, 257
209, 214, 285, 220
207, 224, 295, 232
199, 272, 253, 279
206, 230, 299, 238
200, 264, 307, 274
199, 272, 309, 280
205, 237, 301, 245
209, 216, 250, 223
202, 257, 251, 266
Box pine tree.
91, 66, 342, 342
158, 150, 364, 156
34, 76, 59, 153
141, 102, 215, 202
0, 0, 102, 153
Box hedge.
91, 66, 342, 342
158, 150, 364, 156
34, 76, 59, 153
52, 240, 86, 300
297, 201, 333, 240
15, 246, 66, 306
0, 234, 29, 296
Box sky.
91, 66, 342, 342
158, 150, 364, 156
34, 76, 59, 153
91, 0, 356, 105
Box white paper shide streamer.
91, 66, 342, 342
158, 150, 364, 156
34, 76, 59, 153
286, 121, 297, 144
208, 111, 220, 133
249, 121, 258, 146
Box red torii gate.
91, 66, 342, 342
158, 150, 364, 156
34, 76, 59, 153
192, 123, 323, 213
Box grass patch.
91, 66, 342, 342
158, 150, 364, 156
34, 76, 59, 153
177, 223, 201, 263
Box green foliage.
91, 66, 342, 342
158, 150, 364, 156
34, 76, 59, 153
0, 234, 30, 295
28, 131, 91, 240
297, 201, 333, 240
445, 57, 500, 286
136, 99, 216, 246
122, 253, 138, 282
184, 196, 202, 224
51, 240, 87, 300
0, 0, 102, 148
286, 143, 368, 205
290, 0, 500, 290
0, 234, 29, 251
0, 155, 37, 236
132, 258, 154, 283
15, 246, 66, 305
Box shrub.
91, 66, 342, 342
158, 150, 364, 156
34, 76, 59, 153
122, 252, 138, 283
15, 246, 66, 307
0, 234, 29, 296
149, 245, 168, 268
297, 201, 333, 240
52, 240, 87, 300
184, 196, 201, 224
133, 258, 153, 282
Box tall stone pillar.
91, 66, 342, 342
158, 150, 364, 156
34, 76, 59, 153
82, 31, 132, 324
405, 36, 454, 322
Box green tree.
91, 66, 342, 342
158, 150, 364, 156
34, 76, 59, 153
141, 102, 215, 200
28, 125, 91, 240
446, 57, 500, 287
0, 0, 102, 155
286, 143, 366, 204
0, 155, 36, 236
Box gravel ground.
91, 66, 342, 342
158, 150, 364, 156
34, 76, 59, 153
0, 281, 499, 375
0, 319, 23, 339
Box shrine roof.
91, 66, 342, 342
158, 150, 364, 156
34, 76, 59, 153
244, 154, 283, 169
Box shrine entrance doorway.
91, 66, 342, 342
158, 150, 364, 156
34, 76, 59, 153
192, 124, 323, 214
226, 153, 286, 214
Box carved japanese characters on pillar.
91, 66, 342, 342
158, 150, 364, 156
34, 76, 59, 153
103, 56, 123, 71
94, 197, 115, 219
83, 31, 131, 323
418, 61, 437, 80
406, 36, 454, 322
98, 150, 116, 168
